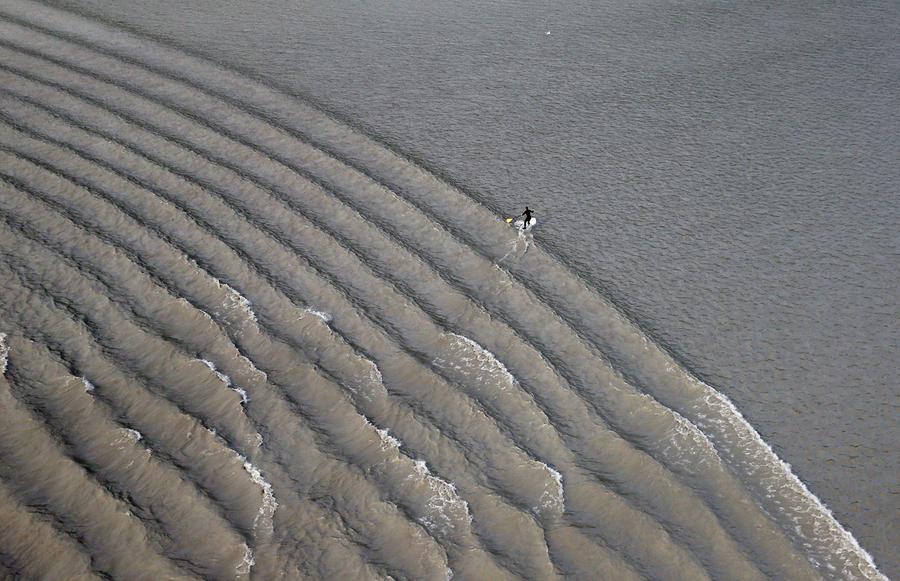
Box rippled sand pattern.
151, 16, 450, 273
0, 2, 887, 579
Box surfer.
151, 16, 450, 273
520, 206, 534, 230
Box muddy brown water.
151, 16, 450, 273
0, 1, 894, 579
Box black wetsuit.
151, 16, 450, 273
521, 208, 533, 229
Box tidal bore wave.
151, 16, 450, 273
0, 1, 886, 579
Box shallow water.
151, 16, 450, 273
0, 0, 896, 579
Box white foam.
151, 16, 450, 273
375, 427, 401, 451
657, 408, 720, 473
343, 357, 384, 402
625, 322, 888, 577
537, 463, 565, 516
224, 285, 257, 323
408, 459, 471, 535
179, 258, 258, 332
233, 388, 250, 405
368, 360, 383, 384
192, 302, 269, 381
113, 428, 145, 451
692, 384, 887, 580
124, 428, 143, 441
236, 543, 254, 576
193, 300, 268, 385
201, 359, 230, 385
438, 333, 517, 391
80, 377, 95, 392
201, 359, 250, 405
360, 416, 401, 451
0, 333, 7, 375
189, 258, 256, 326
303, 307, 332, 323
241, 458, 277, 534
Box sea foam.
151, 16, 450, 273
537, 463, 565, 516
223, 284, 258, 324
241, 458, 277, 534
443, 333, 517, 390
693, 382, 886, 580
375, 427, 401, 451
0, 333, 7, 375
303, 307, 332, 323
201, 359, 249, 405
408, 459, 471, 535
237, 543, 254, 576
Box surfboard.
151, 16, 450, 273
512, 217, 537, 232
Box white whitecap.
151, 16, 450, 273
436, 333, 517, 391
303, 307, 332, 323
237, 354, 268, 382
537, 463, 565, 515
368, 360, 383, 384
657, 408, 720, 473
113, 428, 145, 452
223, 283, 258, 324
693, 384, 887, 580
0, 333, 7, 375
233, 388, 250, 405
201, 359, 250, 405
408, 459, 471, 535
241, 458, 277, 534
375, 427, 401, 451
237, 543, 254, 576
80, 377, 95, 392
201, 358, 231, 386
360, 416, 401, 452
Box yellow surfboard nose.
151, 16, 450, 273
505, 217, 513, 223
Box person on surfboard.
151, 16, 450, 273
520, 206, 534, 230
504, 207, 535, 231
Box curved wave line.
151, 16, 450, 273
0, 202, 274, 538
0, 39, 796, 576
0, 39, 792, 576
0, 330, 253, 578
0, 152, 528, 576
0, 177, 458, 580
0, 301, 380, 581
0, 119, 568, 580
0, 349, 192, 580
0, 477, 101, 580
0, 24, 709, 472
1, 2, 884, 577
0, 99, 567, 522
0, 93, 712, 576
0, 228, 443, 581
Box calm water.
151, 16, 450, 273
0, 0, 897, 578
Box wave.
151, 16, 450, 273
0, 333, 7, 375
0, 1, 886, 579
240, 456, 276, 535
202, 358, 251, 405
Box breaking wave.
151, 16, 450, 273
0, 1, 885, 579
